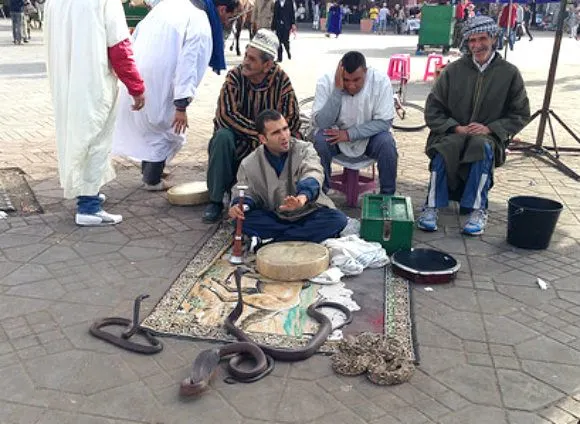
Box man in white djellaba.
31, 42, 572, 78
45, 0, 146, 226
112, 0, 239, 191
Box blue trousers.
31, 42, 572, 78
77, 195, 101, 214
425, 143, 493, 210
240, 207, 348, 243
313, 130, 398, 195
498, 27, 516, 50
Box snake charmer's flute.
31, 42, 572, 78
229, 185, 248, 264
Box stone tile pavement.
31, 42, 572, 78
1, 18, 580, 424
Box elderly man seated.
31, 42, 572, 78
203, 29, 301, 222
228, 109, 348, 244
312, 51, 398, 196
417, 16, 530, 236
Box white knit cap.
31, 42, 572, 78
247, 29, 279, 59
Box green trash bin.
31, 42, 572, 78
122, 0, 149, 32
417, 4, 455, 54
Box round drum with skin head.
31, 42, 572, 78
256, 242, 330, 281
167, 181, 210, 206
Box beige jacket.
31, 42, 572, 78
237, 139, 335, 221
252, 0, 274, 30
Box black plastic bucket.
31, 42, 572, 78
507, 196, 563, 250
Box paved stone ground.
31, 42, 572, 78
1, 18, 580, 424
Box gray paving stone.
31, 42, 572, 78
0, 295, 51, 321
429, 311, 487, 341
554, 275, 580, 292
369, 390, 408, 413
493, 269, 538, 287
31, 245, 80, 265
0, 400, 45, 424
438, 405, 508, 424
0, 234, 45, 249
493, 356, 520, 370
463, 341, 488, 354
0, 261, 20, 280
435, 364, 502, 406
217, 375, 284, 421
287, 354, 334, 380
498, 369, 563, 410
557, 397, 580, 418
119, 246, 171, 261
417, 346, 466, 375
311, 410, 369, 424
5, 278, 65, 300
388, 406, 429, 424
1, 263, 51, 286
483, 316, 540, 345
79, 381, 165, 423
331, 390, 386, 421
516, 336, 580, 365
538, 406, 577, 423
276, 379, 345, 423
508, 411, 551, 424
467, 353, 493, 367
418, 287, 479, 312
476, 290, 525, 315
72, 242, 122, 257
34, 411, 127, 424
522, 360, 580, 393
25, 351, 138, 395
496, 284, 559, 308
414, 318, 462, 350
2, 243, 50, 262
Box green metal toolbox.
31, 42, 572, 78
417, 4, 455, 53
360, 194, 414, 254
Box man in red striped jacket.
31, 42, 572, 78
203, 29, 301, 223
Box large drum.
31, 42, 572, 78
167, 181, 210, 206
256, 242, 330, 281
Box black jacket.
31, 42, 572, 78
272, 0, 295, 34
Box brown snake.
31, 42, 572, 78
180, 267, 353, 396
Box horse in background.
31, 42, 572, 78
229, 0, 255, 56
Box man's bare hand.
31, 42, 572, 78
228, 204, 245, 220
172, 110, 188, 134
455, 125, 470, 135
323, 128, 350, 144
334, 61, 344, 91
279, 195, 307, 212
466, 123, 491, 135
131, 94, 145, 111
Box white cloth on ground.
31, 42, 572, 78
311, 67, 394, 158
112, 0, 212, 163
339, 217, 361, 237
322, 234, 389, 276
46, 0, 129, 198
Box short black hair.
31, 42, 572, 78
341, 51, 367, 74
256, 110, 283, 135
215, 0, 239, 13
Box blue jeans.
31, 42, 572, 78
313, 129, 398, 195
498, 27, 516, 50
11, 12, 23, 43
425, 143, 494, 210
240, 208, 348, 243
77, 195, 101, 214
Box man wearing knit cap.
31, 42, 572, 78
417, 16, 530, 236
203, 29, 301, 223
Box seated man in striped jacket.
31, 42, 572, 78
203, 29, 301, 223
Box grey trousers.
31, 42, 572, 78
11, 12, 23, 43
313, 130, 398, 195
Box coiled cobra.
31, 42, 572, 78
180, 267, 353, 396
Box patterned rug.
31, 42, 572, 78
142, 225, 417, 362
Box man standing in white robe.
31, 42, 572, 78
112, 0, 239, 190
45, 0, 146, 226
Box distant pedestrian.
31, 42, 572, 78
325, 2, 342, 37
10, 0, 25, 44
272, 0, 296, 61
522, 4, 533, 41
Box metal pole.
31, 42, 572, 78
535, 0, 567, 148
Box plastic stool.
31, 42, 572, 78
387, 54, 411, 82
330, 154, 377, 207
423, 54, 444, 81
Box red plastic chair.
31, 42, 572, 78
387, 54, 411, 81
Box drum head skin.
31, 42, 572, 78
391, 249, 460, 284
167, 181, 209, 206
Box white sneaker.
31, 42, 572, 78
98, 193, 106, 204
75, 210, 123, 227
142, 180, 171, 191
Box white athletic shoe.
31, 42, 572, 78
98, 193, 106, 203
142, 180, 171, 191
75, 210, 123, 227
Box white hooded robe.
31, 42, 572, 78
45, 0, 130, 198
112, 0, 212, 163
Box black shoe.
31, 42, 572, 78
203, 202, 224, 223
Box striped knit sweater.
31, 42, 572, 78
214, 63, 301, 160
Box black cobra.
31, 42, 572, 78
89, 294, 163, 355
180, 267, 353, 395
